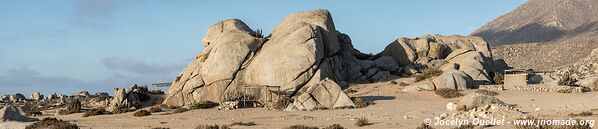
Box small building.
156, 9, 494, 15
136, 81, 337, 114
503, 69, 556, 89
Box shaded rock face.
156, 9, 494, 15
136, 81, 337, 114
0, 105, 38, 122
382, 35, 495, 91
286, 79, 355, 111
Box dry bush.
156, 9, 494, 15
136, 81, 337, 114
434, 88, 464, 99
195, 124, 230, 129
351, 97, 373, 108
189, 101, 219, 110
558, 73, 578, 86
452, 124, 477, 129
151, 127, 170, 129
24, 111, 42, 116
557, 89, 573, 93
475, 89, 499, 96
416, 123, 435, 129
26, 117, 79, 129
275, 97, 293, 110
154, 97, 165, 105
569, 111, 593, 117
493, 72, 505, 84
111, 107, 128, 114
173, 108, 188, 113
284, 125, 318, 129
355, 117, 370, 127
59, 99, 82, 115
150, 90, 165, 95
82, 108, 106, 117
254, 29, 264, 38
229, 121, 257, 126
343, 88, 358, 94
148, 107, 163, 113
323, 124, 345, 129
133, 110, 151, 117
415, 68, 443, 82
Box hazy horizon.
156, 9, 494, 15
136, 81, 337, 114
0, 0, 526, 96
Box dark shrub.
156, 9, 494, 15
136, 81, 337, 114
415, 68, 443, 82
493, 72, 504, 84
133, 110, 151, 117
26, 117, 79, 129
150, 90, 165, 95
111, 107, 128, 114
323, 124, 345, 129
173, 108, 188, 113
558, 72, 578, 86
569, 111, 593, 117
416, 123, 435, 129
195, 124, 230, 129
475, 89, 498, 96
189, 101, 219, 109
230, 121, 257, 126
351, 97, 373, 108
434, 88, 464, 99
284, 125, 318, 129
355, 117, 370, 127
82, 108, 106, 117
148, 107, 163, 113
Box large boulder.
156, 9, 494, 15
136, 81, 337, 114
30, 92, 43, 101
459, 93, 505, 109
164, 9, 350, 107
379, 38, 417, 66
8, 93, 26, 102
286, 79, 355, 111
431, 70, 473, 90
0, 105, 38, 122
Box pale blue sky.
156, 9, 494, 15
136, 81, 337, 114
0, 0, 526, 95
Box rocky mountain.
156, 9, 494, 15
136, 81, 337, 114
472, 0, 598, 45
473, 0, 598, 70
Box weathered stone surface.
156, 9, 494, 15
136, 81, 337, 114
286, 79, 355, 111
243, 23, 324, 92
459, 93, 505, 109
202, 18, 254, 47
431, 70, 473, 90
30, 92, 43, 101
0, 105, 38, 122
272, 9, 340, 56
75, 91, 90, 97
379, 38, 417, 66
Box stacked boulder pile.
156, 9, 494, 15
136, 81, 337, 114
162, 9, 495, 111
559, 48, 598, 89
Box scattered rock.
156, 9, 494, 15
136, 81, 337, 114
459, 93, 505, 110
0, 105, 38, 122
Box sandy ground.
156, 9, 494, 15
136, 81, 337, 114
13, 81, 598, 129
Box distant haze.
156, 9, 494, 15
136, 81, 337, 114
0, 0, 525, 95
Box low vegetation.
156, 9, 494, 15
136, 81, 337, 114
229, 121, 257, 126
415, 68, 443, 82
26, 117, 79, 129
133, 110, 151, 117
24, 111, 42, 116
350, 97, 373, 108
189, 101, 219, 109
475, 89, 499, 96
148, 107, 163, 113
434, 88, 464, 99
58, 99, 82, 115
111, 107, 128, 114
285, 125, 318, 129
150, 90, 165, 95
173, 108, 189, 113
355, 117, 370, 127
275, 97, 293, 110
493, 72, 505, 84
343, 88, 358, 94
195, 124, 230, 129
322, 124, 345, 129
151, 127, 170, 129
82, 108, 106, 117
569, 111, 593, 117
557, 89, 573, 93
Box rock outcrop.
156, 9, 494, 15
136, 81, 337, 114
0, 106, 38, 122
163, 9, 495, 109
107, 85, 148, 111
163, 9, 361, 108
30, 92, 43, 101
